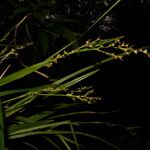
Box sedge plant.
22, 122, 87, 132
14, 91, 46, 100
0, 30, 149, 149
1, 0, 149, 149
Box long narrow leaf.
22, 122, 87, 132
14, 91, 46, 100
51, 66, 96, 86
0, 66, 98, 97
43, 136, 61, 150
53, 135, 84, 148
8, 131, 75, 139
9, 130, 120, 150
0, 61, 48, 87
0, 99, 4, 150
0, 89, 30, 97
6, 95, 37, 117
70, 124, 80, 150
23, 142, 39, 150
9, 120, 71, 136
58, 135, 72, 150
57, 69, 99, 90
82, 0, 122, 36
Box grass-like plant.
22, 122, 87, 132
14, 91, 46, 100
1, 29, 148, 149
1, 0, 149, 149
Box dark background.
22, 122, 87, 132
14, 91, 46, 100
1, 0, 150, 149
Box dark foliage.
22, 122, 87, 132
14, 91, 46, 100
1, 0, 150, 149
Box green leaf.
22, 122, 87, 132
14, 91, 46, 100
76, 132, 120, 150
57, 69, 99, 90
70, 124, 80, 150
58, 135, 72, 150
0, 99, 5, 150
5, 95, 37, 117
27, 111, 54, 122
9, 120, 71, 137
0, 89, 29, 97
23, 142, 39, 150
42, 136, 61, 150
0, 61, 47, 87
84, 0, 122, 34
